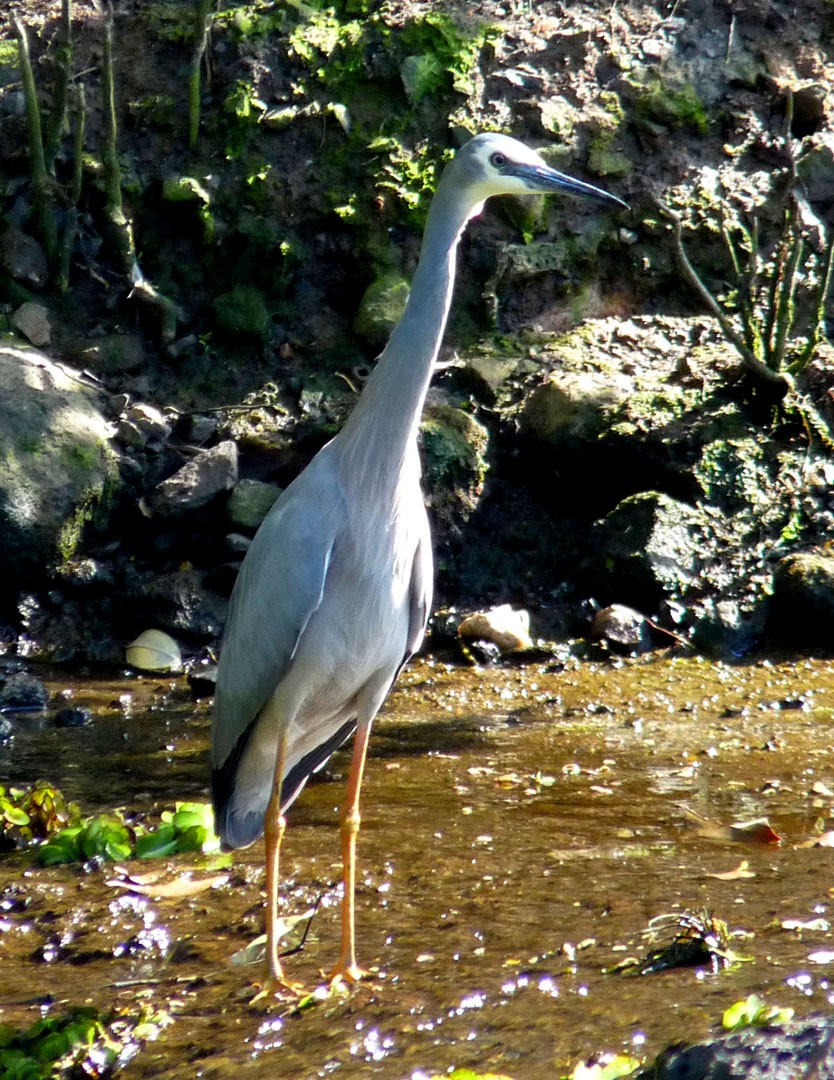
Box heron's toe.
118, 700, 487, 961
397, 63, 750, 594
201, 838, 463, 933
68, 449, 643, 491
328, 961, 371, 986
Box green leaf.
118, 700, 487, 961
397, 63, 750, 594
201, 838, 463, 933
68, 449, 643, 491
135, 824, 178, 859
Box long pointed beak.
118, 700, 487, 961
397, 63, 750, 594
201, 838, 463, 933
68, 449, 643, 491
512, 163, 629, 210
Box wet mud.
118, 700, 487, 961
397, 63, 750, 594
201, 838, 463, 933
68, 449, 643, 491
2, 652, 834, 1078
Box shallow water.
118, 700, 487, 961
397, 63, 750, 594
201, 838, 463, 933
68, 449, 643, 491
2, 651, 834, 1078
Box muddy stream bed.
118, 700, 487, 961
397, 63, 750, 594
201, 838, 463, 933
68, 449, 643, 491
2, 651, 834, 1078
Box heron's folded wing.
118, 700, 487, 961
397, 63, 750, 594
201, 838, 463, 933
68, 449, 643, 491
211, 467, 343, 769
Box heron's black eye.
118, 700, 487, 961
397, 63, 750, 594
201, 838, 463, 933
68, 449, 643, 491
490, 152, 507, 169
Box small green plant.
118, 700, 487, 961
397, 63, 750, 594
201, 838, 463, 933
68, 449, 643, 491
0, 1003, 172, 1079
0, 782, 81, 851
722, 994, 795, 1032
658, 93, 833, 387
368, 136, 451, 225
35, 799, 220, 865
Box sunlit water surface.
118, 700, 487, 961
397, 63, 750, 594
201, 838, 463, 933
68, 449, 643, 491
1, 652, 834, 1078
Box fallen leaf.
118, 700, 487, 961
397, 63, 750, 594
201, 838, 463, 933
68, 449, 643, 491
230, 909, 317, 966
107, 872, 229, 899
707, 861, 756, 881
781, 918, 830, 932
682, 807, 781, 845
729, 818, 781, 845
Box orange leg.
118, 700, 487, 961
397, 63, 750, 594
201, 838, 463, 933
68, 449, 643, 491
258, 728, 303, 997
329, 719, 373, 985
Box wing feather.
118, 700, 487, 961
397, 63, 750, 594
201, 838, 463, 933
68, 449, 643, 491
211, 459, 343, 771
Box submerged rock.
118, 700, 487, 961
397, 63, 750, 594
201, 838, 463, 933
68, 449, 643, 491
646, 1014, 834, 1079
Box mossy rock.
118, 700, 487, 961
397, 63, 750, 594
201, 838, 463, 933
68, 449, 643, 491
0, 346, 120, 581
420, 403, 489, 536
594, 490, 706, 605
770, 550, 834, 645
212, 284, 271, 343
353, 272, 410, 350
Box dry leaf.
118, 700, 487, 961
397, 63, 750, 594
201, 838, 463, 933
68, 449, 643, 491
707, 860, 755, 881
107, 872, 229, 899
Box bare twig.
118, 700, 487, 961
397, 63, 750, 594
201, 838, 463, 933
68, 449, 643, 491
58, 82, 85, 293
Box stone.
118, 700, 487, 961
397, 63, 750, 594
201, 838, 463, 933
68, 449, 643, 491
144, 440, 239, 516
770, 550, 834, 646
353, 272, 410, 350
648, 1014, 834, 1079
0, 345, 119, 576
227, 478, 282, 529
458, 605, 532, 653
590, 603, 653, 654
1, 228, 48, 288
595, 491, 705, 604
521, 369, 631, 444
12, 301, 52, 347
68, 334, 145, 374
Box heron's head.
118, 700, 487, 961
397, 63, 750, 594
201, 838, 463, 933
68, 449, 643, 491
452, 132, 628, 216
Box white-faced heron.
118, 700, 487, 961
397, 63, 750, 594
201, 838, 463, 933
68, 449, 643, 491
211, 132, 627, 993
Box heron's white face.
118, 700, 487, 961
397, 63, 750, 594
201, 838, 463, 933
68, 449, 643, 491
455, 132, 626, 216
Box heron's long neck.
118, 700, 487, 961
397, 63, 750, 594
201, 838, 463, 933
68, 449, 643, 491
338, 186, 472, 491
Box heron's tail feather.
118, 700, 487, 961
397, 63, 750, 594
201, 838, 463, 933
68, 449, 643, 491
212, 717, 358, 850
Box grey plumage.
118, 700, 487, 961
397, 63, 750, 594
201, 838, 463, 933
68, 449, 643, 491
210, 132, 626, 988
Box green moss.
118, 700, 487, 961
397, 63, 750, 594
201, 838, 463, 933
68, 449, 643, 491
0, 40, 19, 69
632, 76, 709, 135
212, 282, 271, 342
367, 136, 450, 228
397, 12, 498, 98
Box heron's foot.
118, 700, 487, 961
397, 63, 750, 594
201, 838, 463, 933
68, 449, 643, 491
327, 960, 371, 987
250, 972, 306, 1004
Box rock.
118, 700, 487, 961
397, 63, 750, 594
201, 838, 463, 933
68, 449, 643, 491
1, 228, 48, 288
212, 284, 271, 343
125, 628, 182, 673
144, 440, 238, 516
590, 603, 653, 653
420, 403, 489, 535
595, 491, 705, 605
521, 369, 630, 444
0, 671, 50, 711
691, 596, 769, 657
0, 345, 120, 578
770, 550, 834, 646
353, 272, 410, 349
458, 604, 532, 653
129, 566, 225, 639
67, 334, 145, 374
227, 479, 282, 529
126, 403, 172, 446
646, 1014, 834, 1079
12, 301, 52, 347
187, 413, 219, 444
54, 706, 91, 728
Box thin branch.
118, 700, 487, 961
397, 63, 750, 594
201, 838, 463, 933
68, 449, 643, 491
14, 16, 58, 268
188, 0, 214, 149
44, 0, 73, 172
654, 198, 791, 389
